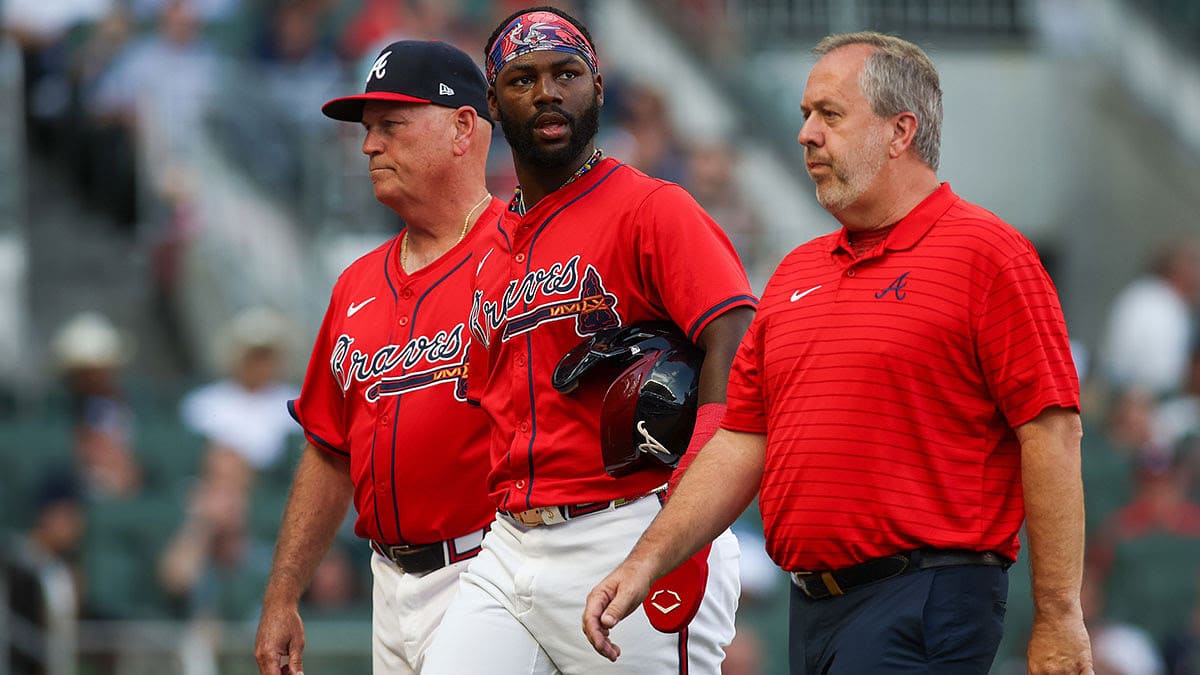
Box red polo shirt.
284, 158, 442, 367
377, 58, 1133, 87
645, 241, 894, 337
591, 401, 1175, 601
723, 183, 1079, 571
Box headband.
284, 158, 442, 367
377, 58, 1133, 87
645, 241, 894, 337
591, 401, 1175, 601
486, 11, 598, 85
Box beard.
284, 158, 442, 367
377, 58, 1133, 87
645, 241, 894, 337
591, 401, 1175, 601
497, 96, 602, 169
811, 126, 890, 213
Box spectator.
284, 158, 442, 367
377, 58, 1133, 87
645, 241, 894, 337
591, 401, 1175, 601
1087, 442, 1200, 646
1156, 343, 1200, 464
6, 472, 86, 675
50, 311, 142, 500
1099, 237, 1200, 397
158, 447, 272, 621
1, 0, 112, 149
180, 307, 300, 472
603, 81, 688, 183
299, 541, 369, 619
685, 141, 762, 272
86, 0, 220, 224
1091, 623, 1165, 675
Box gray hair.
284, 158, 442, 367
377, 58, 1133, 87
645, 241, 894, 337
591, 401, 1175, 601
813, 32, 943, 171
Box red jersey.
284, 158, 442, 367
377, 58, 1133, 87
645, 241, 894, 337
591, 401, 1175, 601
723, 183, 1079, 571
468, 157, 756, 512
290, 198, 505, 545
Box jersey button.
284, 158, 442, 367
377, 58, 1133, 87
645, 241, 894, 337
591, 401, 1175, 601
847, 268, 856, 277
380, 416, 389, 426
515, 480, 525, 489
516, 354, 526, 367
398, 316, 409, 326
519, 421, 529, 433
514, 253, 526, 263
402, 288, 414, 299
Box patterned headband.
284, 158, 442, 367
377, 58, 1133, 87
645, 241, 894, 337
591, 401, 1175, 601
486, 11, 598, 85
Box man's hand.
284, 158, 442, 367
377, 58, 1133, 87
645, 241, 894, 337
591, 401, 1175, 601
254, 603, 305, 675
582, 561, 655, 662
1026, 610, 1093, 675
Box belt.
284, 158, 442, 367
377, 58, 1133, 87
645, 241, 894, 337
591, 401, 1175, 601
500, 485, 667, 528
789, 548, 1012, 600
371, 527, 488, 575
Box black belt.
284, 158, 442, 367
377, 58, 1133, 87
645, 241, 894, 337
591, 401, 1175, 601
789, 549, 1012, 600
371, 527, 487, 575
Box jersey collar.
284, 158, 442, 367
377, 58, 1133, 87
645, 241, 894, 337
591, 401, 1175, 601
830, 182, 958, 257
509, 148, 606, 216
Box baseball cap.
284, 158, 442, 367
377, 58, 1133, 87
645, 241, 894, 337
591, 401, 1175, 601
322, 40, 493, 124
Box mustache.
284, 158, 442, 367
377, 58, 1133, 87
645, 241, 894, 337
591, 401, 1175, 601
528, 106, 575, 130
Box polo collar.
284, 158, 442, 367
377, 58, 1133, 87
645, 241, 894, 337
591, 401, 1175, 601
829, 182, 959, 257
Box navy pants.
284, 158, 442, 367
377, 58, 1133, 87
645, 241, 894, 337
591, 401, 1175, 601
788, 564, 1008, 674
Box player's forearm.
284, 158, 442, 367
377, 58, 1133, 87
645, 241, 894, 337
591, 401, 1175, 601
262, 443, 354, 608
629, 429, 764, 577
1018, 407, 1086, 615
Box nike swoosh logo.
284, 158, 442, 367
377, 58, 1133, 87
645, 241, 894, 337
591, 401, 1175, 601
790, 285, 822, 302
347, 297, 377, 317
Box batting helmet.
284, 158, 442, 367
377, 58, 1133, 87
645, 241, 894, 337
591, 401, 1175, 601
553, 323, 703, 477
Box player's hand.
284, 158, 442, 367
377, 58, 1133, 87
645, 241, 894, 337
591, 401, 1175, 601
583, 561, 655, 662
254, 602, 306, 675
1026, 610, 1093, 674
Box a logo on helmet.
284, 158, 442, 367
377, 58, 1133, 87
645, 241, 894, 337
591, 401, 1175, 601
636, 421, 672, 458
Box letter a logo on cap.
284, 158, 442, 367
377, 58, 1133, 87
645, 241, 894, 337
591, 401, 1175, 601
370, 51, 392, 83
439, 82, 455, 95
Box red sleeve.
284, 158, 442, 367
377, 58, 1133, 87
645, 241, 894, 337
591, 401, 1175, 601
637, 184, 756, 342
975, 244, 1080, 427
721, 310, 767, 433
290, 293, 350, 456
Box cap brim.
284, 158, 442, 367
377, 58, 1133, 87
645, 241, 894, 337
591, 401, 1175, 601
321, 92, 433, 122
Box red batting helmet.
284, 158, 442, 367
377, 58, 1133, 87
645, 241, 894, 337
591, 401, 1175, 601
553, 323, 703, 477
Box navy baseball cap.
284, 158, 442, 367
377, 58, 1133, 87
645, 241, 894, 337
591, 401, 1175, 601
322, 40, 493, 124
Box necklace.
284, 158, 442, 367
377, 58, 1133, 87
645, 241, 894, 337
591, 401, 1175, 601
401, 192, 490, 273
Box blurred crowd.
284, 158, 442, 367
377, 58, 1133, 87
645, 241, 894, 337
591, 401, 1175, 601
2, 1, 1199, 674
2, 0, 764, 263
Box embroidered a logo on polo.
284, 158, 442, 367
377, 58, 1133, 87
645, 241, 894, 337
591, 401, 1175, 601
875, 272, 910, 300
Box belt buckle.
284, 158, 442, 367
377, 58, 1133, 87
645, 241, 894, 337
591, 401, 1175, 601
789, 570, 842, 599
511, 506, 567, 526
538, 506, 565, 525
382, 543, 412, 570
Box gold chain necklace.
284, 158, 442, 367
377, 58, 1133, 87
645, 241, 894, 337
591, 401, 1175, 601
401, 193, 490, 273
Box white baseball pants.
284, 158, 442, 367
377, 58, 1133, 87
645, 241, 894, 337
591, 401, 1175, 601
422, 496, 741, 674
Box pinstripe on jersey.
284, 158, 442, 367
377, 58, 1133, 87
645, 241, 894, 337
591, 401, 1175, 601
468, 158, 756, 512
289, 199, 506, 545
723, 183, 1079, 571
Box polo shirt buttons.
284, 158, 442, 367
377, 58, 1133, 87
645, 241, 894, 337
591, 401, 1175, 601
398, 316, 409, 326
515, 253, 526, 263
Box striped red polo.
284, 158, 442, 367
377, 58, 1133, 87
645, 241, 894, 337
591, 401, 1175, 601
723, 183, 1079, 571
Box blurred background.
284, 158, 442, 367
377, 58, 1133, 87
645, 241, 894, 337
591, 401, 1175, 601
1, 0, 1198, 673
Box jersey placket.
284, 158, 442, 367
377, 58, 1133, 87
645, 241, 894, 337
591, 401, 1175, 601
506, 222, 537, 508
